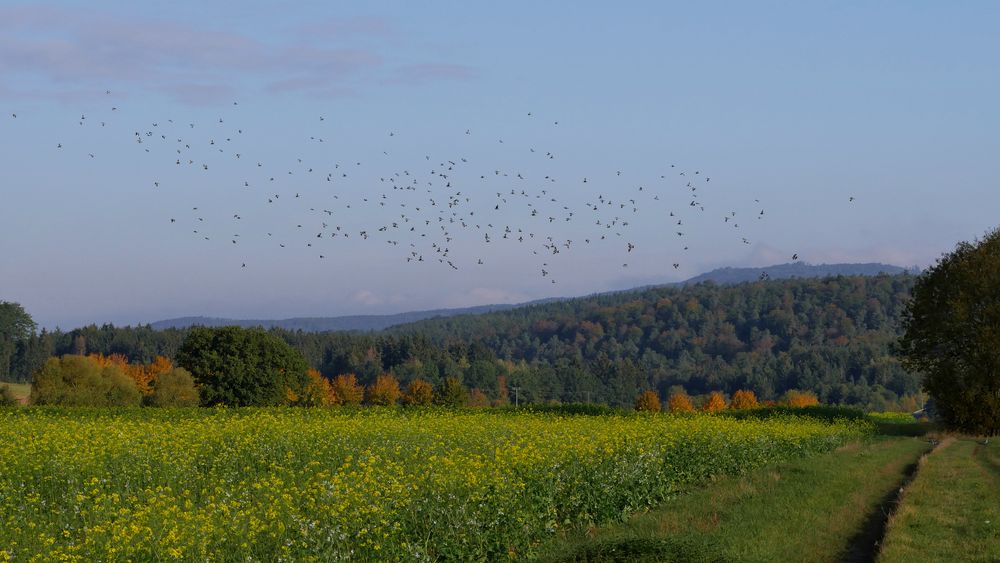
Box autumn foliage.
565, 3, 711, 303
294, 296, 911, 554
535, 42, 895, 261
702, 391, 727, 413
467, 388, 491, 407
402, 379, 434, 406
367, 374, 402, 406
729, 389, 759, 410
295, 368, 335, 407
88, 353, 173, 396
635, 390, 661, 412
667, 391, 694, 413
330, 374, 364, 406
783, 389, 820, 407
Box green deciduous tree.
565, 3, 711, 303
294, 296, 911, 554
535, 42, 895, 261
435, 377, 467, 407
900, 227, 1000, 435
175, 326, 310, 406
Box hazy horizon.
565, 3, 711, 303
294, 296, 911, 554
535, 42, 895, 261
2, 2, 997, 329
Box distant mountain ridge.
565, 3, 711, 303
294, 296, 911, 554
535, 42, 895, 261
149, 303, 546, 332
150, 262, 910, 332
682, 262, 911, 285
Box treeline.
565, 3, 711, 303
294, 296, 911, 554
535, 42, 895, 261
4, 274, 921, 410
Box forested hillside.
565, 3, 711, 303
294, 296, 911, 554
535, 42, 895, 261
9, 274, 919, 410
386, 273, 920, 409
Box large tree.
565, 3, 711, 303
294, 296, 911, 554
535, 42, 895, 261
899, 227, 1000, 435
0, 302, 36, 381
176, 326, 310, 406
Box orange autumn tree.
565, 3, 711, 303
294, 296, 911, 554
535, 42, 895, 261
635, 390, 662, 412
702, 391, 727, 413
467, 388, 491, 407
667, 391, 694, 413
494, 374, 510, 406
783, 389, 820, 407
89, 353, 172, 396
401, 379, 434, 406
331, 374, 364, 405
729, 389, 759, 410
367, 374, 401, 406
296, 368, 335, 406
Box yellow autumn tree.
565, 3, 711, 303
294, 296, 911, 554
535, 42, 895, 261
635, 390, 662, 412
729, 389, 759, 410
783, 389, 820, 407
295, 368, 335, 406
330, 374, 364, 406
702, 391, 727, 413
401, 379, 434, 406
367, 374, 401, 406
667, 391, 694, 413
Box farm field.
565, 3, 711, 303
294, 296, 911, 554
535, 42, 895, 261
0, 408, 869, 561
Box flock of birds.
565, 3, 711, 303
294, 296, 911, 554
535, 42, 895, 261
8, 92, 857, 284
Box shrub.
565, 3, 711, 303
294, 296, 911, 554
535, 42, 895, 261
635, 390, 661, 412
467, 388, 491, 407
783, 389, 820, 407
402, 379, 434, 406
30, 355, 141, 407
331, 374, 364, 406
729, 389, 759, 409
149, 368, 200, 407
367, 374, 402, 406
667, 391, 694, 413
296, 368, 335, 407
702, 391, 727, 413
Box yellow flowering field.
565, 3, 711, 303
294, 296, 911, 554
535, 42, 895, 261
0, 408, 870, 561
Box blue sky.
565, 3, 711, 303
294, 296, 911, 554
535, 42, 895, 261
1, 1, 997, 329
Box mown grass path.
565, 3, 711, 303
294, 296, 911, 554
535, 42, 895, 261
878, 437, 1000, 562
542, 437, 931, 562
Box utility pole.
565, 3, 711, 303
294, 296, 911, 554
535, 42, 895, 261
511, 386, 521, 408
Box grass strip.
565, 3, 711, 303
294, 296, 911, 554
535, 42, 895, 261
541, 437, 931, 563
878, 437, 1000, 562
0, 382, 30, 404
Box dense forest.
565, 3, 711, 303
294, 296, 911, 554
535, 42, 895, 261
2, 274, 921, 410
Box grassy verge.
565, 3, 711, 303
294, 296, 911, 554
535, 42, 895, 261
878, 437, 1000, 562
541, 437, 931, 563
0, 382, 30, 405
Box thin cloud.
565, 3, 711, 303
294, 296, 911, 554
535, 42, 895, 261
0, 5, 470, 104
